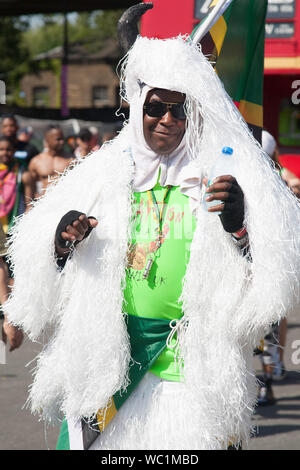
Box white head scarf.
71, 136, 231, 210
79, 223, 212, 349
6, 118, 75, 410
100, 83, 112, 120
128, 83, 202, 210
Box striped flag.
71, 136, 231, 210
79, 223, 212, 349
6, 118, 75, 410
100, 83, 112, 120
191, 0, 267, 144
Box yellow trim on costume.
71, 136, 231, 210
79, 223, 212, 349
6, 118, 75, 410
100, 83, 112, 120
210, 0, 220, 7
96, 398, 117, 432
239, 100, 263, 128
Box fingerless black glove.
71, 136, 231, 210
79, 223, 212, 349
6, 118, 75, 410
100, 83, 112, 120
219, 179, 245, 233
55, 210, 96, 250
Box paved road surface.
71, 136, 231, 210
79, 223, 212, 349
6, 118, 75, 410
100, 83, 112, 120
1, 309, 300, 450
249, 308, 300, 450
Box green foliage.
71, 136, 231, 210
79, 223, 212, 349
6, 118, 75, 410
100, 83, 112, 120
23, 14, 65, 57
0, 16, 31, 99
23, 10, 125, 56
0, 10, 125, 105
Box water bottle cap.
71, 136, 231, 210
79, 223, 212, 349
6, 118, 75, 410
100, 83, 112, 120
222, 146, 233, 155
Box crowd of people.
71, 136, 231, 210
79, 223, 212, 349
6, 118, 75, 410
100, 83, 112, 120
0, 114, 117, 352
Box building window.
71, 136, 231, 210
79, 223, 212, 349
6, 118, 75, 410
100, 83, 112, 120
33, 87, 49, 108
194, 0, 211, 20
279, 98, 300, 147
92, 86, 109, 107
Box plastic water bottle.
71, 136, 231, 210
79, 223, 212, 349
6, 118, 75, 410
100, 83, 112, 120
202, 146, 235, 213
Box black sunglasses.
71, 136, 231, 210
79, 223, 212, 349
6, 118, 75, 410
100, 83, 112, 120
143, 101, 186, 120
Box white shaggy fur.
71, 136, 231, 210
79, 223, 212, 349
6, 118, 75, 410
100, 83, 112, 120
90, 373, 233, 450
5, 36, 300, 448
5, 133, 134, 423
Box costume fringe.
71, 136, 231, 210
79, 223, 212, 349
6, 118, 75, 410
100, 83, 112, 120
5, 133, 134, 423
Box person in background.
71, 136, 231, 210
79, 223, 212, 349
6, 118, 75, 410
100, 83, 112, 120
66, 134, 77, 154
17, 126, 33, 144
281, 165, 300, 199
0, 222, 23, 351
88, 126, 100, 152
0, 136, 34, 234
265, 129, 300, 381
262, 129, 300, 198
256, 130, 289, 407
0, 135, 33, 338
29, 125, 74, 199
1, 115, 38, 166
261, 129, 280, 166
74, 128, 94, 158
101, 129, 118, 145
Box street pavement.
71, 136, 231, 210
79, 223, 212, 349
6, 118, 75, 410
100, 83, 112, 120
1, 309, 300, 451
249, 307, 300, 450
0, 328, 59, 450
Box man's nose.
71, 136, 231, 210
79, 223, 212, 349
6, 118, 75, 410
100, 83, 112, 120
160, 110, 174, 125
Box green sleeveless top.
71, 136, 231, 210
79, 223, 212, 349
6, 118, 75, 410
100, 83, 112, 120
123, 180, 196, 381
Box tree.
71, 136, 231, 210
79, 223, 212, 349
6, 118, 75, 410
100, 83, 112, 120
0, 10, 125, 106
22, 10, 125, 57
0, 16, 31, 103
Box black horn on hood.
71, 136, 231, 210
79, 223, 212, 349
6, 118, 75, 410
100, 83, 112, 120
118, 2, 153, 54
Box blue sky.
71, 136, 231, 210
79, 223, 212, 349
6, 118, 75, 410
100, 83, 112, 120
24, 12, 78, 29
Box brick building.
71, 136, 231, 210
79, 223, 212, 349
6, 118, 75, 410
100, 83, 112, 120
20, 39, 122, 109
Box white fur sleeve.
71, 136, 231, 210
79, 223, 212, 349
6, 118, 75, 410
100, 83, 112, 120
4, 191, 75, 339
4, 151, 109, 340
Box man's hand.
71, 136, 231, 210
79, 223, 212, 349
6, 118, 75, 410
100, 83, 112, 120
2, 318, 23, 352
203, 175, 244, 233
55, 211, 98, 257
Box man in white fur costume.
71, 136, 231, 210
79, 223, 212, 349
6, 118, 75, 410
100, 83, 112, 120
4, 3, 300, 450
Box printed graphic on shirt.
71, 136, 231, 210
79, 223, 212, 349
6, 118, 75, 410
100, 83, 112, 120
123, 183, 196, 382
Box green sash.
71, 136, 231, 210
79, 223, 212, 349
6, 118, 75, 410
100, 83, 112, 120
57, 314, 174, 450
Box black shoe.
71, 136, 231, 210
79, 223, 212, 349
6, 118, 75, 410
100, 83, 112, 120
257, 379, 276, 406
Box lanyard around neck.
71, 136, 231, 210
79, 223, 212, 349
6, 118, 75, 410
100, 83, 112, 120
146, 185, 172, 235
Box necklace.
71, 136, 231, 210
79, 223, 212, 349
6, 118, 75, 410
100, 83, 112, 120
143, 185, 172, 279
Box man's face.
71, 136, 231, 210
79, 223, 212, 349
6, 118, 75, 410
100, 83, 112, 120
2, 118, 18, 138
0, 140, 15, 165
77, 138, 92, 154
47, 129, 65, 153
143, 88, 186, 155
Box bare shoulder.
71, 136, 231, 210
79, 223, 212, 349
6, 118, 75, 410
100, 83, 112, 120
28, 152, 47, 168
60, 154, 76, 168
22, 169, 33, 184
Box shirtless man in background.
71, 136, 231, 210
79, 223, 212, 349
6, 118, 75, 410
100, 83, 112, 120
29, 125, 74, 198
